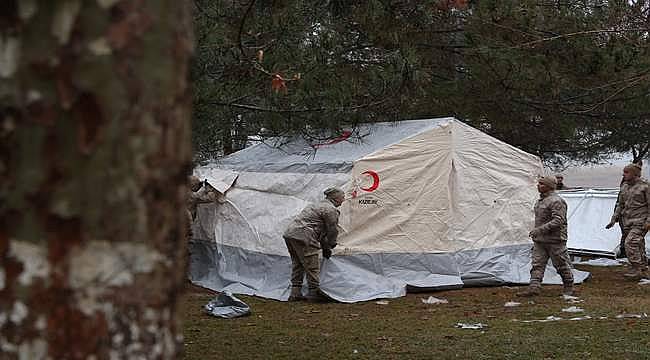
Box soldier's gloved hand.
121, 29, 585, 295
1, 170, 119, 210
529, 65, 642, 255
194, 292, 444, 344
529, 228, 541, 238
605, 222, 615, 229
322, 248, 332, 259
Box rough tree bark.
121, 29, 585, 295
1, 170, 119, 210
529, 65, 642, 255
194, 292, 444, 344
0, 1, 192, 358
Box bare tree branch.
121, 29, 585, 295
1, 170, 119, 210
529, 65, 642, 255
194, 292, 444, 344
208, 98, 392, 113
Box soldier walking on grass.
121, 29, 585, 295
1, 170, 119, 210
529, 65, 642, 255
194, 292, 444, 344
283, 187, 345, 302
605, 163, 650, 279
518, 176, 574, 297
607, 177, 630, 258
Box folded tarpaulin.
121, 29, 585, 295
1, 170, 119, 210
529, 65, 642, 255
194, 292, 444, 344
204, 292, 251, 319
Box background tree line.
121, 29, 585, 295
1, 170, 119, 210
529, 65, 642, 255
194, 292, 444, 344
193, 0, 650, 166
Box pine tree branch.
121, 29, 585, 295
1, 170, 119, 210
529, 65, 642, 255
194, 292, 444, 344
208, 98, 391, 113
237, 0, 257, 60
512, 28, 650, 49
574, 72, 650, 113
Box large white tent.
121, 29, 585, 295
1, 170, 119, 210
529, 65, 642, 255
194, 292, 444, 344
189, 117, 589, 302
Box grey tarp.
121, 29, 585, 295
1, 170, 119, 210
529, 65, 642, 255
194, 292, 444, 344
204, 292, 251, 318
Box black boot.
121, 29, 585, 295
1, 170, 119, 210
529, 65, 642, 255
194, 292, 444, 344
306, 288, 331, 303
288, 287, 306, 302
516, 286, 541, 297
563, 283, 575, 296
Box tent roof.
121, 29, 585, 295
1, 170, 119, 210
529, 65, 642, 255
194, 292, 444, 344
205, 117, 453, 173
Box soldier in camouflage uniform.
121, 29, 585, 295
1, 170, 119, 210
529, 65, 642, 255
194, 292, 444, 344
283, 187, 345, 302
607, 178, 630, 258
606, 164, 650, 279
517, 176, 575, 297
187, 176, 221, 239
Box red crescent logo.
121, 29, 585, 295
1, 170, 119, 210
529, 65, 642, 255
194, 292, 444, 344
360, 170, 379, 192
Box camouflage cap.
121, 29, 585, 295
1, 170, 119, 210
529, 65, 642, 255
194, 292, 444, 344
624, 163, 642, 175
324, 187, 344, 198
538, 176, 557, 190
188, 175, 201, 186
188, 175, 203, 192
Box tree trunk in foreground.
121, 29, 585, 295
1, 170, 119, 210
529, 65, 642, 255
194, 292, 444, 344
1, 1, 192, 358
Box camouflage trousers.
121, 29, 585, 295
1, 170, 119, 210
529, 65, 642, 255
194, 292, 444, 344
623, 227, 648, 272
529, 242, 574, 287
284, 237, 321, 292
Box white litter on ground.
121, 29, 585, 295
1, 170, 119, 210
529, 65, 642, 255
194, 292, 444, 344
615, 313, 648, 319
563, 295, 584, 303
455, 322, 487, 329
572, 258, 625, 266
520, 314, 650, 322
422, 296, 448, 304
519, 316, 563, 323
562, 306, 584, 313
504, 301, 521, 307
517, 315, 609, 323
638, 279, 650, 285
375, 300, 389, 305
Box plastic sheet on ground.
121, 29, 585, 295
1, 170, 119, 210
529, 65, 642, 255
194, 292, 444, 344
572, 257, 625, 267
204, 292, 251, 319
455, 322, 487, 329
519, 316, 563, 323
564, 296, 584, 304
562, 306, 584, 313
615, 313, 648, 319
422, 296, 448, 304
504, 301, 521, 307
517, 313, 650, 323
638, 279, 650, 285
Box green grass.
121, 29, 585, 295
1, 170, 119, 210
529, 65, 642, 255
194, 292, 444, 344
182, 265, 650, 359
